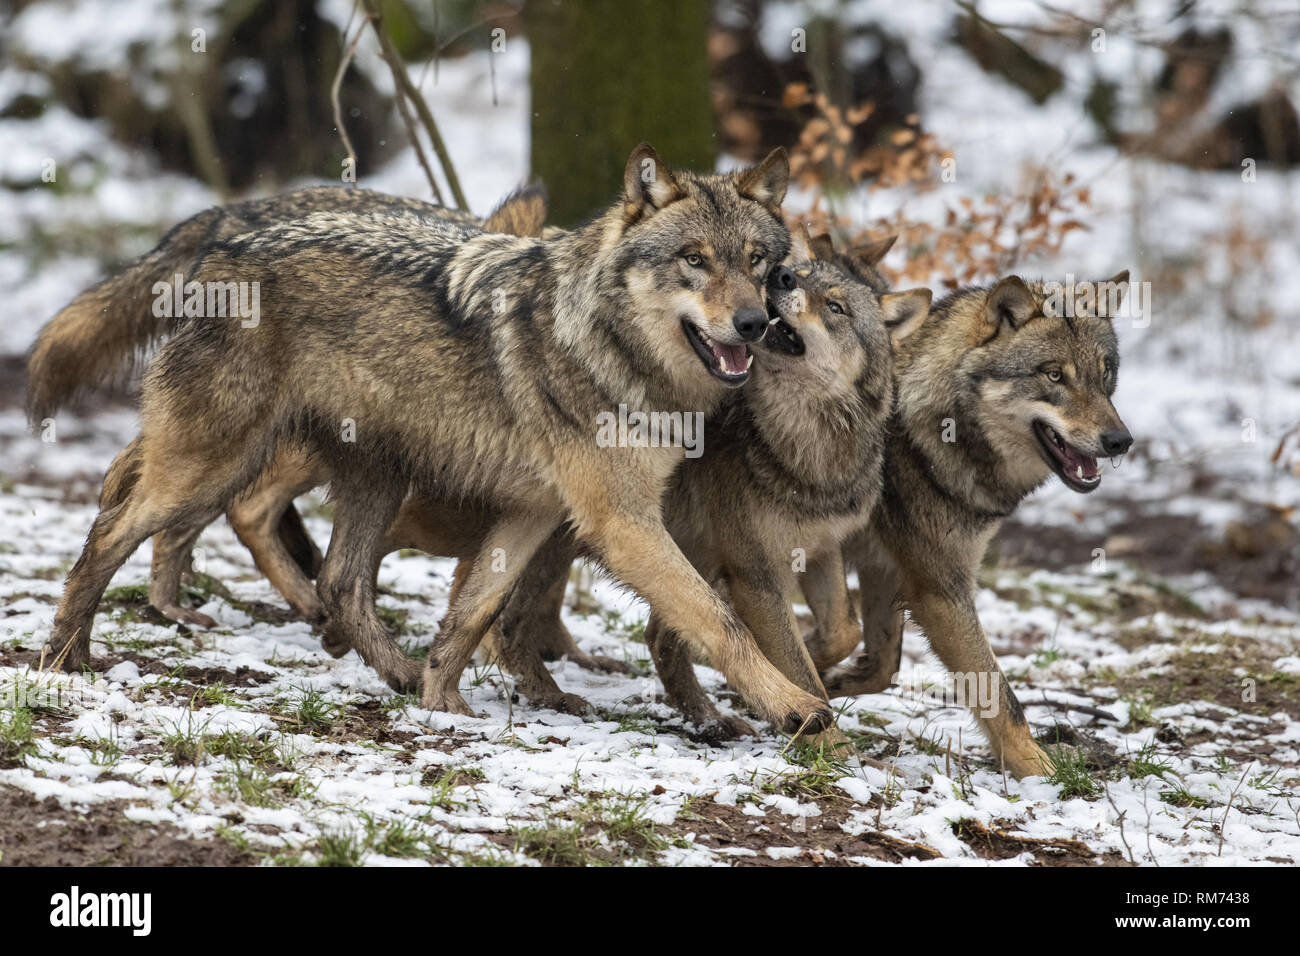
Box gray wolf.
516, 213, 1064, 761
639, 230, 929, 737
816, 273, 1133, 776
26, 184, 547, 627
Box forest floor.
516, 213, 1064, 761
1, 384, 1297, 867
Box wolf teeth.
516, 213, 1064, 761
746, 355, 754, 370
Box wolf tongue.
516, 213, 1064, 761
713, 341, 747, 374
1062, 445, 1099, 479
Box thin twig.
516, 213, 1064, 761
1033, 694, 1119, 722
1218, 762, 1253, 857
393, 84, 444, 205
362, 0, 468, 209
330, 3, 367, 187
1103, 780, 1137, 865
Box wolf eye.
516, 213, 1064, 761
827, 301, 845, 315
1045, 367, 1062, 383
750, 251, 764, 266
684, 253, 704, 268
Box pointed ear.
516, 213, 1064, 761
789, 225, 814, 263
880, 289, 931, 346
808, 232, 836, 261
984, 276, 1037, 332
735, 147, 789, 216
623, 142, 684, 219
850, 234, 897, 268
1096, 269, 1130, 318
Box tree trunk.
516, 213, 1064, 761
526, 0, 715, 227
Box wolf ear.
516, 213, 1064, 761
483, 182, 548, 237
735, 147, 790, 216
789, 225, 815, 263
1096, 270, 1130, 318
880, 289, 931, 346
850, 235, 897, 268
984, 276, 1037, 332
623, 143, 685, 219
808, 232, 836, 261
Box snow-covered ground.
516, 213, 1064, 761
0, 1, 1297, 865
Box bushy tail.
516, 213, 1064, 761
25, 208, 222, 427
483, 182, 548, 238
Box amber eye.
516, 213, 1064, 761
750, 251, 764, 266
828, 301, 845, 315
684, 253, 704, 268
1046, 368, 1062, 383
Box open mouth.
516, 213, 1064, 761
682, 320, 752, 386
1033, 421, 1101, 493
764, 302, 805, 356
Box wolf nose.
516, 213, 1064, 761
768, 265, 797, 291
732, 307, 768, 342
1100, 429, 1133, 456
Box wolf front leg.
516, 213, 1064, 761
903, 583, 1052, 778
420, 511, 563, 715
818, 532, 904, 697
569, 507, 832, 734
722, 544, 829, 703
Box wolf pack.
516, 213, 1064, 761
26, 144, 1133, 781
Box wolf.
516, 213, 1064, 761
632, 232, 929, 735
26, 184, 548, 627
432, 229, 928, 736
812, 273, 1134, 777
44, 144, 840, 734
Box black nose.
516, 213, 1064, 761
1100, 429, 1133, 456
732, 307, 768, 342
768, 265, 796, 291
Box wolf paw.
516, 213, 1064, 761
319, 631, 352, 659
567, 652, 636, 676
780, 702, 835, 737
692, 714, 758, 743
421, 685, 479, 717
42, 637, 89, 674
158, 604, 217, 629
531, 691, 592, 716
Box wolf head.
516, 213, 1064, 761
612, 143, 792, 393
759, 229, 929, 398
901, 273, 1133, 501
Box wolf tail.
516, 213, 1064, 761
25, 207, 223, 427
482, 182, 549, 238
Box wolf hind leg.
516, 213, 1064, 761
149, 524, 218, 628
820, 533, 904, 696
47, 434, 252, 672
801, 545, 864, 671
227, 447, 327, 623
646, 613, 756, 741
316, 471, 419, 692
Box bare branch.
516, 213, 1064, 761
362, 0, 468, 210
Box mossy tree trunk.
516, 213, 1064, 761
526, 0, 716, 227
